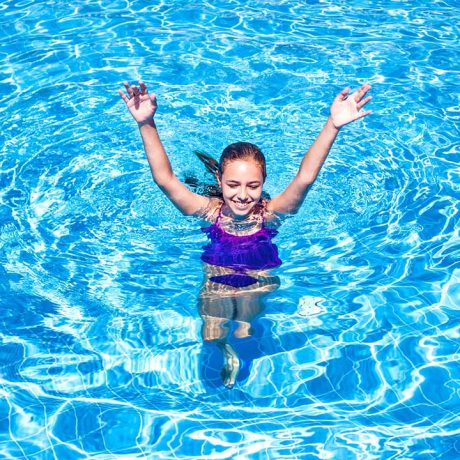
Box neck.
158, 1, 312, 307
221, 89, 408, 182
222, 204, 252, 221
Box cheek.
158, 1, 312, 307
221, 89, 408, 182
248, 188, 262, 199
222, 186, 234, 197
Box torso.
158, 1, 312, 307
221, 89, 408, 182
200, 198, 282, 274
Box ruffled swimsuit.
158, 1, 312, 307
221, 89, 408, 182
201, 202, 282, 288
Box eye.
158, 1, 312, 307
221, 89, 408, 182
248, 184, 260, 190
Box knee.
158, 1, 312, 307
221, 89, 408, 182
202, 316, 229, 342
233, 321, 253, 339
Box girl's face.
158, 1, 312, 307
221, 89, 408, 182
218, 159, 264, 219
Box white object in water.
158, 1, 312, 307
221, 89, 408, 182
298, 296, 325, 317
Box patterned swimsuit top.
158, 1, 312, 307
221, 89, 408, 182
200, 200, 282, 287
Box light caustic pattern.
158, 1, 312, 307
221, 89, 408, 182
0, 0, 459, 459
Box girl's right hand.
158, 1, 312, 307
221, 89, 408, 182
118, 81, 157, 125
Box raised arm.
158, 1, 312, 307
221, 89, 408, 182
119, 81, 208, 215
267, 84, 372, 215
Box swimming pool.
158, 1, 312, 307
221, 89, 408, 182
1, 0, 459, 458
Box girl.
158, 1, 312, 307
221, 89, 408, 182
119, 82, 372, 387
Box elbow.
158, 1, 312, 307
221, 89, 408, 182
284, 202, 304, 215
288, 206, 301, 215
178, 206, 196, 217
153, 172, 175, 189
297, 173, 316, 187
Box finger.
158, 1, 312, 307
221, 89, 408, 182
130, 86, 141, 109
118, 88, 129, 103
139, 81, 148, 95
357, 95, 372, 110
149, 93, 158, 109
123, 81, 134, 98
356, 109, 372, 119
335, 87, 350, 101
355, 84, 371, 102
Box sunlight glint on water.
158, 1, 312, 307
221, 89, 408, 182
0, 0, 459, 459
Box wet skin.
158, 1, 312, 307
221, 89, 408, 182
218, 159, 264, 220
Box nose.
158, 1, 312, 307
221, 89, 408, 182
237, 187, 248, 201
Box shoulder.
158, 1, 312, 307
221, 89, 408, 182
195, 197, 223, 223
261, 199, 283, 228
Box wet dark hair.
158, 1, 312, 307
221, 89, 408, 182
185, 142, 270, 199
219, 142, 267, 180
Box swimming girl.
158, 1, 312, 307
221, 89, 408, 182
119, 81, 372, 387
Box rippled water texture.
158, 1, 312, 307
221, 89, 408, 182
1, 0, 459, 459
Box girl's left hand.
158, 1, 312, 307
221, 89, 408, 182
330, 84, 372, 129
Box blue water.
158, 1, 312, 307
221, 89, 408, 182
1, 0, 459, 458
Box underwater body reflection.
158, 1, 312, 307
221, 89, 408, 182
199, 262, 281, 388
197, 200, 282, 388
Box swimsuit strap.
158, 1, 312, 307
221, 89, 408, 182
214, 200, 225, 225
259, 199, 267, 226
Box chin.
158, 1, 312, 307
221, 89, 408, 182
229, 202, 254, 217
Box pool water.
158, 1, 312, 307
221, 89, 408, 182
1, 0, 459, 458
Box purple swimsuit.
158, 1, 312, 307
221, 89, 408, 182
201, 203, 282, 287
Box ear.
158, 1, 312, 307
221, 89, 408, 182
215, 172, 222, 187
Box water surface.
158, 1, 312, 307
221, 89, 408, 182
0, 0, 459, 458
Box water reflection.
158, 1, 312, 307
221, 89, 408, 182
199, 262, 280, 388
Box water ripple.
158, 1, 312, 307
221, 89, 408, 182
0, 0, 459, 458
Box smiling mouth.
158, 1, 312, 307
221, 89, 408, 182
232, 201, 251, 210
